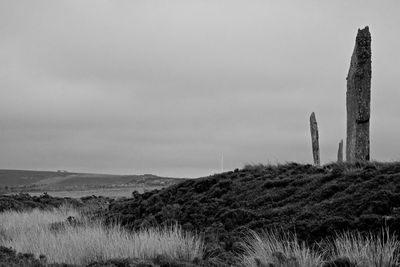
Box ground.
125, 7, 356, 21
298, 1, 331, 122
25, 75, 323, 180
1, 162, 400, 266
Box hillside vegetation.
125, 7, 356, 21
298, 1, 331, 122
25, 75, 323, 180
102, 162, 400, 261
0, 193, 82, 212
2, 162, 400, 266
1, 203, 398, 266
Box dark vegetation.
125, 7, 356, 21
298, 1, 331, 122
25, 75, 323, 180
0, 193, 82, 212
101, 162, 400, 263
0, 193, 116, 214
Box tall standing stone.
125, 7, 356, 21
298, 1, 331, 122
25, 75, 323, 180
337, 139, 343, 163
309, 112, 320, 166
346, 26, 371, 163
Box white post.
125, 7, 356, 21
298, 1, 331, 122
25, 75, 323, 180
221, 153, 224, 173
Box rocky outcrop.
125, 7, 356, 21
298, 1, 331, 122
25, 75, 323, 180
346, 26, 372, 162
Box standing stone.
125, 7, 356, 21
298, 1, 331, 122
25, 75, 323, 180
346, 26, 371, 163
337, 139, 343, 163
309, 112, 320, 166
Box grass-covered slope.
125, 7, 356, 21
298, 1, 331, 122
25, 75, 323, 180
0, 170, 74, 186
103, 162, 400, 252
0, 169, 185, 192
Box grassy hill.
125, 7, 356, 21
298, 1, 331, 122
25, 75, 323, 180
101, 161, 400, 263
0, 170, 75, 186
0, 169, 185, 193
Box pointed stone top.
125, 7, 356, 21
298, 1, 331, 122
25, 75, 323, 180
351, 26, 372, 68
310, 112, 317, 124
356, 26, 371, 43
358, 26, 370, 33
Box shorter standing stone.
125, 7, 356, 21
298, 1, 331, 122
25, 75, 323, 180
337, 140, 344, 163
309, 112, 320, 166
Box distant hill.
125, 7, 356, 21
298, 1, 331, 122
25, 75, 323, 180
0, 169, 185, 191
102, 161, 400, 261
0, 170, 75, 186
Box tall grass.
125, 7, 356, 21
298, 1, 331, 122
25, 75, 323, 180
0, 206, 203, 265
239, 230, 323, 267
1, 207, 400, 266
239, 229, 400, 267
330, 228, 400, 267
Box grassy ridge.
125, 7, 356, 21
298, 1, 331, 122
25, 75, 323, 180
102, 162, 400, 261
0, 170, 74, 186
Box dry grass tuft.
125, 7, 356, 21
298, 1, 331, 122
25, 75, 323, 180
239, 230, 323, 267
330, 228, 400, 267
239, 228, 400, 267
0, 206, 203, 265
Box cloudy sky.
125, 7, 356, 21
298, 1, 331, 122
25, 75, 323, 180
1, 1, 399, 177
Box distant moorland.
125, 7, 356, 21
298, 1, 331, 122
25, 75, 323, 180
0, 169, 186, 198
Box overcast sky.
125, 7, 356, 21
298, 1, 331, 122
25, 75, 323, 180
1, 1, 400, 177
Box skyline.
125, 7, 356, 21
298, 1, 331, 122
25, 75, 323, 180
1, 1, 400, 177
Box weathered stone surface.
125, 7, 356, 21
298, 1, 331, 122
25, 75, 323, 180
309, 112, 320, 166
337, 139, 343, 163
346, 26, 371, 163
